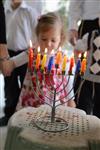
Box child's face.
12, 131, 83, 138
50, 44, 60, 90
38, 25, 61, 54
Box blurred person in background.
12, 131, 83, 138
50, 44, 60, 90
68, 0, 100, 115
0, 0, 10, 75
0, 0, 39, 126
25, 0, 43, 15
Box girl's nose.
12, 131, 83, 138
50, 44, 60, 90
47, 41, 52, 47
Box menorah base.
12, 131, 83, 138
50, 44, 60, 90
34, 116, 68, 132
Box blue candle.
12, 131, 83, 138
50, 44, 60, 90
75, 59, 81, 73
48, 56, 54, 72
75, 54, 81, 74
47, 50, 54, 72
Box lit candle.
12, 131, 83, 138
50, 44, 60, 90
75, 53, 81, 74
68, 53, 74, 74
36, 46, 41, 70
62, 51, 67, 74
81, 51, 87, 74
41, 48, 47, 70
55, 47, 62, 68
47, 49, 54, 72
28, 40, 33, 70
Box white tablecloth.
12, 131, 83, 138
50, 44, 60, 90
5, 105, 100, 150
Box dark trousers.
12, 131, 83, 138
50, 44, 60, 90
77, 80, 100, 118
74, 18, 100, 117
4, 50, 27, 118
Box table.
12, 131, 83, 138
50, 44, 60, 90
5, 105, 100, 150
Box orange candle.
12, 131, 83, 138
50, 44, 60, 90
62, 52, 67, 73
28, 40, 33, 70
81, 52, 87, 74
68, 53, 74, 74
36, 46, 41, 70
41, 48, 47, 70
55, 47, 62, 68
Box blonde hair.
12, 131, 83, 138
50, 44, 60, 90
36, 12, 66, 46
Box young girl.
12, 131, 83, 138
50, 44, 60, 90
9, 12, 76, 109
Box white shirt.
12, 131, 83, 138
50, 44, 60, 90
68, 0, 100, 30
24, 0, 43, 15
5, 1, 39, 51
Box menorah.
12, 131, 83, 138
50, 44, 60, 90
28, 48, 86, 132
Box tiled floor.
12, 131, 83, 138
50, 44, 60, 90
0, 74, 7, 150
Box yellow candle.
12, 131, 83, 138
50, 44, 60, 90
28, 40, 33, 70
55, 47, 62, 66
36, 46, 41, 69
81, 52, 87, 74
62, 53, 67, 72
41, 48, 47, 70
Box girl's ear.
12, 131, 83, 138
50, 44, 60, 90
58, 40, 63, 49
58, 42, 61, 48
60, 31, 67, 47
59, 37, 67, 47
59, 35, 64, 47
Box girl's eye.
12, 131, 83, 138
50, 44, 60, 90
42, 39, 47, 41
52, 39, 56, 42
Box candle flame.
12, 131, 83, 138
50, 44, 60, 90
78, 53, 81, 58
84, 51, 87, 58
64, 50, 67, 56
37, 46, 40, 53
29, 40, 32, 48
45, 48, 48, 53
51, 49, 54, 55
71, 52, 74, 58
59, 47, 62, 51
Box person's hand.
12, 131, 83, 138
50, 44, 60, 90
1, 59, 15, 76
68, 29, 78, 46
